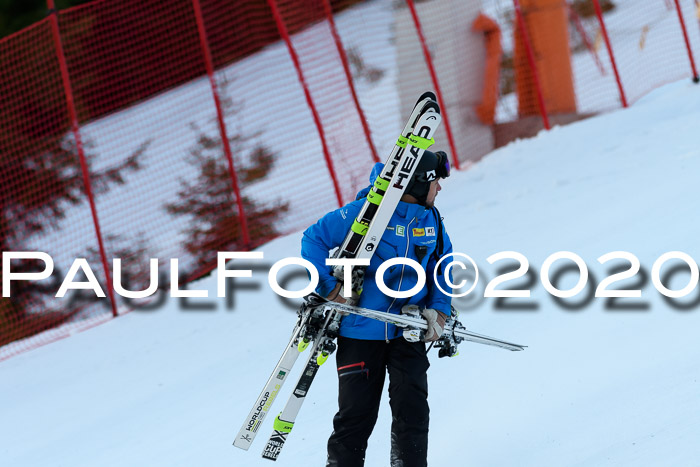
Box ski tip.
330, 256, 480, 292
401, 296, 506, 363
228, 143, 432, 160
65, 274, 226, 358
232, 439, 252, 450
418, 91, 437, 102
423, 101, 440, 114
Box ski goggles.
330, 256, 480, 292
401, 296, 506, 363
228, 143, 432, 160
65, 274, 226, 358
435, 151, 451, 179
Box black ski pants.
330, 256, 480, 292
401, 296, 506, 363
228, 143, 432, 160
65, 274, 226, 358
326, 336, 430, 467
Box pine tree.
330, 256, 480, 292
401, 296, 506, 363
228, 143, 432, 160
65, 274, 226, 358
0, 136, 148, 347
166, 96, 288, 277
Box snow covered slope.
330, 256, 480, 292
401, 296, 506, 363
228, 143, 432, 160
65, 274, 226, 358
2, 80, 700, 466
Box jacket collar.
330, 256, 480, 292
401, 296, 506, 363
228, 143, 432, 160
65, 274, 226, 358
395, 200, 430, 220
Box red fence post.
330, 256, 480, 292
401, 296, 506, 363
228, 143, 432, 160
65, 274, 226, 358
512, 0, 550, 130
321, 0, 379, 163
592, 0, 628, 107
191, 0, 251, 247
46, 0, 118, 318
672, 0, 700, 82
266, 0, 344, 208
404, 0, 461, 170
568, 5, 606, 76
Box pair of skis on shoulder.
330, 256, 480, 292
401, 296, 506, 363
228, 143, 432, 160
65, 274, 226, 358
233, 92, 441, 459
233, 93, 445, 460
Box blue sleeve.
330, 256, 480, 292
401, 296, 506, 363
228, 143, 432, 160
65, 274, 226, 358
301, 201, 363, 297
426, 223, 454, 316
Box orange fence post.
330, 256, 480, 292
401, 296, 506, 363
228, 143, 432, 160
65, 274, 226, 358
472, 14, 502, 126
512, 0, 550, 129
266, 0, 343, 208
191, 0, 250, 247
46, 0, 118, 318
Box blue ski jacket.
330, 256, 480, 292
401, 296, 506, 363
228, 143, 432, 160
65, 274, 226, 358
301, 163, 453, 341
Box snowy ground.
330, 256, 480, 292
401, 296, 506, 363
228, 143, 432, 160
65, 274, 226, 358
2, 79, 700, 466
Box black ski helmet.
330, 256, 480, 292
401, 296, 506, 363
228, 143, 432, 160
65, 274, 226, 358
405, 150, 450, 205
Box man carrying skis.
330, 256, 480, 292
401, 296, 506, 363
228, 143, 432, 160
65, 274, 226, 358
301, 150, 454, 467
